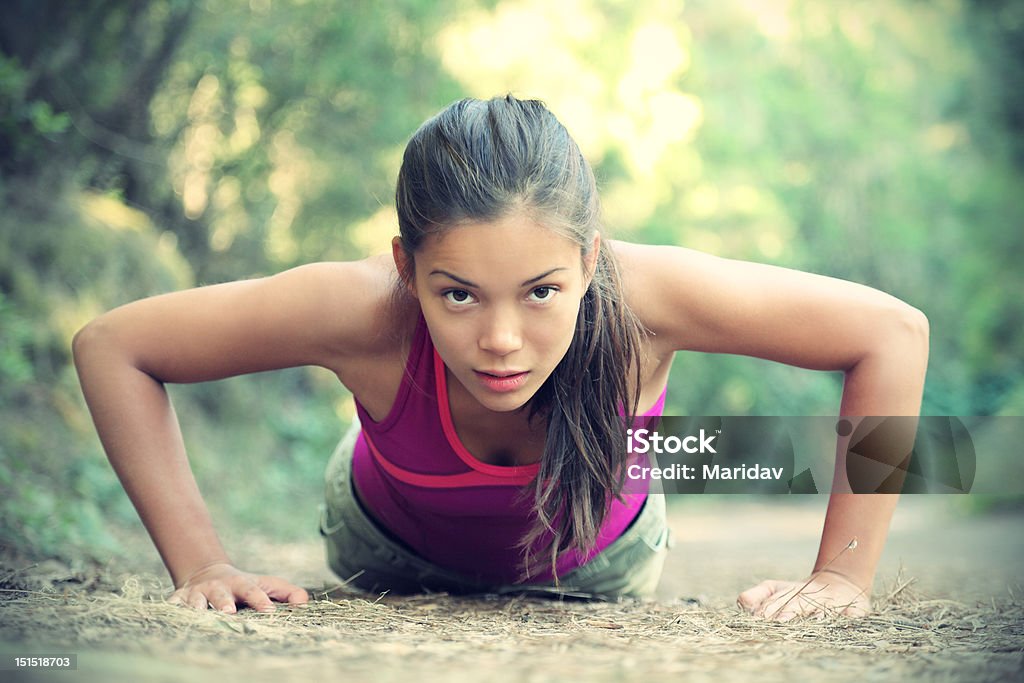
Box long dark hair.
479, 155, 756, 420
394, 95, 644, 582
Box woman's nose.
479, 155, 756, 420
478, 307, 523, 356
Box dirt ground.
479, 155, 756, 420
1, 498, 1022, 683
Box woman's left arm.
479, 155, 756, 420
613, 241, 930, 619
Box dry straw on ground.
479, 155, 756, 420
1, 559, 1021, 683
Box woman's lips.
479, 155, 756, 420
474, 370, 529, 393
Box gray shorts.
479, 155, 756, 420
319, 418, 670, 599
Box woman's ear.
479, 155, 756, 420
392, 236, 417, 296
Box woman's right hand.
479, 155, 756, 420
167, 563, 310, 614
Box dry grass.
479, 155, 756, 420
1, 559, 1021, 683
2, 501, 1021, 681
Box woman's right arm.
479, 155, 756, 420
72, 258, 394, 612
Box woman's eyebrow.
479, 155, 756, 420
429, 267, 568, 288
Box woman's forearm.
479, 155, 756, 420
73, 321, 231, 587
815, 305, 929, 589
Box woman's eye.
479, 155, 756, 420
444, 290, 474, 305
528, 286, 557, 302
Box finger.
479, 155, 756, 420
737, 579, 791, 608
756, 584, 810, 619
763, 600, 805, 622
188, 591, 209, 611
259, 577, 310, 605
207, 588, 237, 614
232, 579, 275, 613
762, 591, 826, 622
840, 601, 871, 618
737, 580, 792, 611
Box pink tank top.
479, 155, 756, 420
351, 314, 667, 584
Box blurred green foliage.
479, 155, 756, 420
0, 0, 1021, 563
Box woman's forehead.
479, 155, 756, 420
418, 215, 581, 259
414, 218, 583, 283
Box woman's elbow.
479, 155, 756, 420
71, 317, 112, 369
890, 304, 930, 369
901, 305, 930, 349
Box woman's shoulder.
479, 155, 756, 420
296, 253, 419, 362
290, 254, 419, 411
606, 239, 700, 346
607, 238, 759, 356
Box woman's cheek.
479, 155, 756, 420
547, 306, 579, 359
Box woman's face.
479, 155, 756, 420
401, 213, 596, 413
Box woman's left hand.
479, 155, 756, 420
737, 570, 871, 621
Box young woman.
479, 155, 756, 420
72, 95, 929, 621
